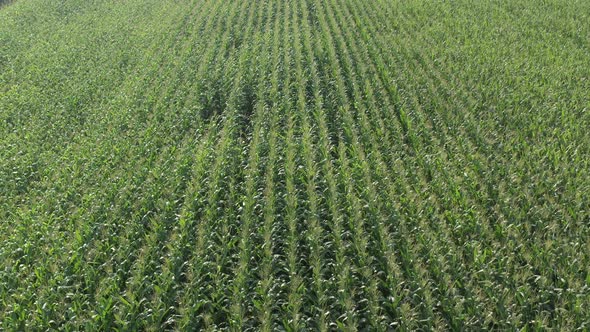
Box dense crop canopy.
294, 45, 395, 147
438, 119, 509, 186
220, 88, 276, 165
1, 0, 589, 330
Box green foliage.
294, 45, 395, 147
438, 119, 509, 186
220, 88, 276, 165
1, 0, 589, 330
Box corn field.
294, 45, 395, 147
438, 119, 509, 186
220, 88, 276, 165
1, 0, 589, 330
